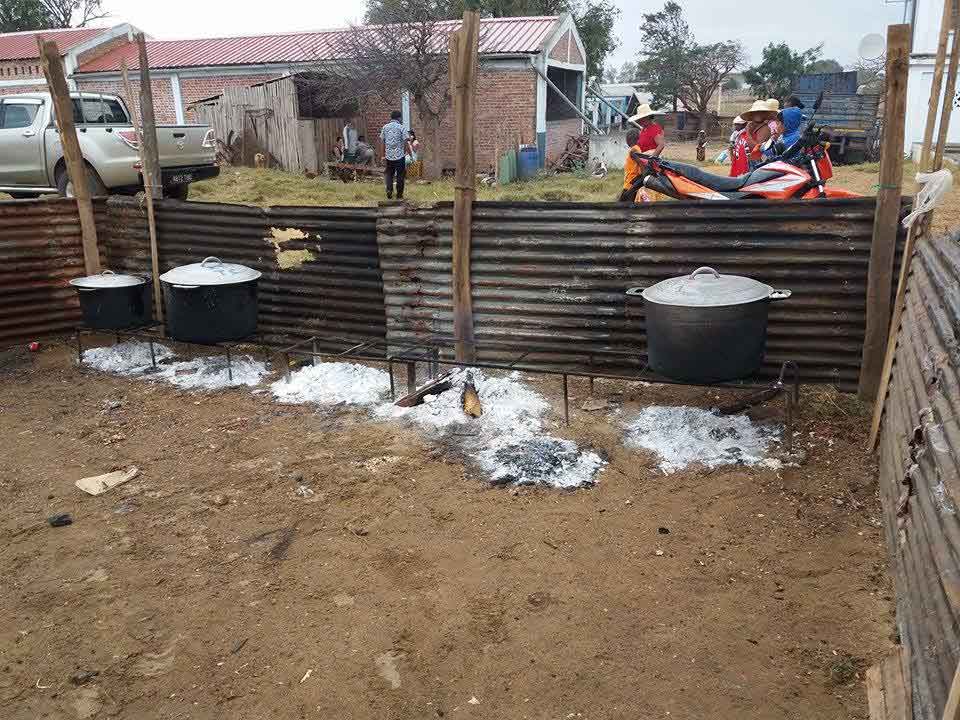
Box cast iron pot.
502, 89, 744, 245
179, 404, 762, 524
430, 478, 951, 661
625, 267, 791, 383
70, 270, 153, 330
159, 257, 261, 343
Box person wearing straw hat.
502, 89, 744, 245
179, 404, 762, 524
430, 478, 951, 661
741, 99, 777, 170
628, 103, 666, 157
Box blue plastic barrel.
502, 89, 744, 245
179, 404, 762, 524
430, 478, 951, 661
517, 145, 540, 179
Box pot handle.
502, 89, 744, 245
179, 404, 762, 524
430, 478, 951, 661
625, 287, 645, 298
201, 256, 222, 267
770, 289, 792, 301
691, 266, 720, 279
100, 269, 116, 275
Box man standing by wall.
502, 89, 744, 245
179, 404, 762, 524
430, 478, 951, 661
380, 110, 407, 200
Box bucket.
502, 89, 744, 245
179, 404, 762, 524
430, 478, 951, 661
517, 145, 540, 179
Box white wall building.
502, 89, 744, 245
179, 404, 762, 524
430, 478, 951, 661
906, 0, 960, 157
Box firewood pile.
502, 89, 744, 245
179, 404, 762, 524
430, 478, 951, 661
552, 134, 589, 172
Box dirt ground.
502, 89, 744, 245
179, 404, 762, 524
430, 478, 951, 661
1, 341, 895, 719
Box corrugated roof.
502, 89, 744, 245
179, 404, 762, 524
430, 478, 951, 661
77, 16, 559, 73
0, 27, 104, 61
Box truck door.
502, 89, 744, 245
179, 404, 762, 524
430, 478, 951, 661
0, 98, 47, 186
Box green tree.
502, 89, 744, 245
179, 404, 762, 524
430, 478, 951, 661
365, 0, 620, 78
722, 75, 741, 91
677, 41, 745, 128
634, 1, 691, 111
0, 0, 52, 32
616, 60, 638, 82
806, 58, 844, 74
744, 42, 823, 100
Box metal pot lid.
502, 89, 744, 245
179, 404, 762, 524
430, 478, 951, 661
641, 267, 776, 307
159, 257, 261, 286
70, 270, 146, 289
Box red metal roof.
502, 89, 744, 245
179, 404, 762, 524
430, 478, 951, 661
0, 27, 104, 61
77, 16, 560, 73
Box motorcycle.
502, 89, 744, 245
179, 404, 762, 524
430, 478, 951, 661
625, 93, 862, 202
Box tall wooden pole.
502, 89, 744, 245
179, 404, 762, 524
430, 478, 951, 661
135, 33, 162, 201
37, 39, 101, 275
920, 0, 953, 171
868, 9, 960, 449
121, 60, 164, 324
450, 8, 480, 362
858, 23, 911, 402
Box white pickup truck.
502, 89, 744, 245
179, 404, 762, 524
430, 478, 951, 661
0, 92, 219, 200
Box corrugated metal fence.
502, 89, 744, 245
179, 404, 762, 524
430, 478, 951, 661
878, 234, 960, 719
0, 198, 103, 344
103, 196, 384, 350
378, 199, 906, 391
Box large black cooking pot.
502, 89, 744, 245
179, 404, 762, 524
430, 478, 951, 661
159, 257, 261, 343
70, 270, 153, 330
626, 267, 791, 383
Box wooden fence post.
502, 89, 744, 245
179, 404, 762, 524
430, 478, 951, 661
450, 8, 480, 363
135, 33, 162, 201
121, 60, 164, 325
921, 0, 954, 171
858, 23, 911, 402
37, 39, 101, 275
868, 8, 960, 448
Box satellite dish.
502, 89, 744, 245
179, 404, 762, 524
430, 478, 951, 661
859, 33, 886, 61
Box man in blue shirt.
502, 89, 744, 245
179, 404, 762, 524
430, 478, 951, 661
380, 110, 407, 200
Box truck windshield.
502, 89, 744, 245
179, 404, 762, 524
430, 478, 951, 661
0, 102, 40, 129
71, 97, 129, 125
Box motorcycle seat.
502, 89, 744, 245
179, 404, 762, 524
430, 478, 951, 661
657, 159, 750, 191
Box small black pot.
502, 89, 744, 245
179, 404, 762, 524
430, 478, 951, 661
159, 257, 261, 344
70, 271, 152, 330
626, 267, 791, 383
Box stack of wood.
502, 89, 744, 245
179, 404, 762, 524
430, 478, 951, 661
552, 134, 589, 173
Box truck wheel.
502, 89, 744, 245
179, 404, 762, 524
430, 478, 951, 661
56, 164, 107, 198
165, 185, 189, 201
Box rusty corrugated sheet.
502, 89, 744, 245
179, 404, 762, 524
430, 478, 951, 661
78, 16, 559, 73
878, 234, 960, 720
0, 26, 103, 61
378, 199, 907, 391
103, 196, 385, 351
0, 198, 101, 345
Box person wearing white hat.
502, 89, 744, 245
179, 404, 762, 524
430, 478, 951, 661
741, 99, 777, 170
729, 115, 749, 176
627, 103, 666, 158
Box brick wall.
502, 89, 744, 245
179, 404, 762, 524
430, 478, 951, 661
568, 38, 584, 65
0, 83, 46, 96
546, 117, 582, 164
548, 32, 571, 62
0, 60, 43, 81
361, 67, 536, 173
73, 72, 285, 123
75, 35, 131, 68
75, 77, 178, 122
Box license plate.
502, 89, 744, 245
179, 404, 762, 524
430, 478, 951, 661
169, 173, 194, 184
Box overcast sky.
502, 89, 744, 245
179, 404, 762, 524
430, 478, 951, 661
92, 0, 908, 69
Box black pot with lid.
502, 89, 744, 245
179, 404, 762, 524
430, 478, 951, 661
70, 270, 153, 330
626, 267, 791, 383
159, 257, 261, 344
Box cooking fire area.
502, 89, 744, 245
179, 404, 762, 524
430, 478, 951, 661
0, 322, 892, 719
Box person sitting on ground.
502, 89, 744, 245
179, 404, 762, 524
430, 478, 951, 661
354, 135, 375, 165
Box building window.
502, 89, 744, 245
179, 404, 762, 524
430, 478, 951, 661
546, 65, 583, 121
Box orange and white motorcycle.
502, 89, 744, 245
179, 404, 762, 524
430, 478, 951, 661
626, 97, 862, 202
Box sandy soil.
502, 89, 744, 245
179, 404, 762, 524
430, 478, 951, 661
1, 341, 895, 719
